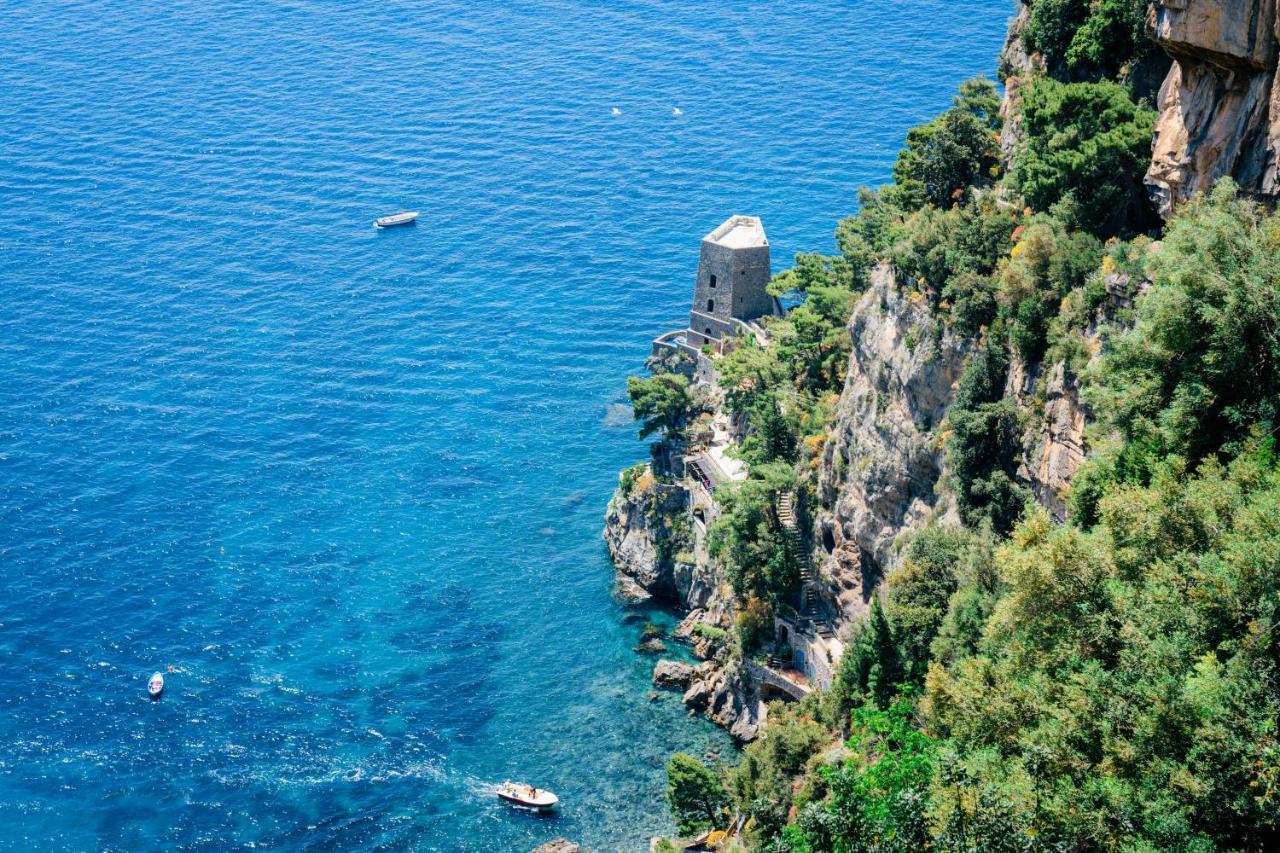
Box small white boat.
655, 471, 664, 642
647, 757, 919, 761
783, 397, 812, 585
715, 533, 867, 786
374, 211, 418, 229
496, 781, 558, 810
148, 672, 164, 700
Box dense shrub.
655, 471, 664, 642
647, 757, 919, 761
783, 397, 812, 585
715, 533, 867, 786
627, 372, 695, 439
1012, 77, 1155, 238
948, 399, 1029, 534
1023, 0, 1150, 80
891, 77, 1002, 210
1087, 180, 1280, 480
727, 704, 830, 846
666, 753, 729, 835
708, 462, 799, 603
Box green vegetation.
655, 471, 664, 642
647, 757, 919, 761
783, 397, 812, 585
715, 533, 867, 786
1012, 77, 1156, 238
890, 77, 1001, 210
666, 752, 730, 835
1022, 0, 1150, 80
728, 703, 831, 845
786, 701, 937, 852
708, 462, 798, 614
1085, 182, 1280, 488
627, 372, 696, 440
624, 19, 1279, 846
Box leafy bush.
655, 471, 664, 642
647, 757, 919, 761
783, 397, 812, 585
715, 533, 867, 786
948, 399, 1029, 535
666, 753, 729, 835
707, 462, 798, 602
785, 700, 937, 851
827, 596, 905, 721
891, 77, 1002, 211
924, 447, 1280, 849
1086, 180, 1280, 480
1023, 0, 1149, 80
618, 462, 648, 495
1012, 77, 1155, 238
727, 703, 830, 846
627, 372, 695, 439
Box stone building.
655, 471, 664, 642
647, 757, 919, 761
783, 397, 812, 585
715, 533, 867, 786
653, 215, 779, 369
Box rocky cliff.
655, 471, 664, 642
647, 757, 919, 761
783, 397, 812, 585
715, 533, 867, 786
604, 473, 733, 620
1146, 0, 1280, 213
814, 265, 972, 622
603, 468, 757, 737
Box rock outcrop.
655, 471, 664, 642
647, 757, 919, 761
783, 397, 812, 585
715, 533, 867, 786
603, 472, 731, 618
652, 660, 697, 691
531, 841, 579, 853
679, 660, 765, 742
1146, 0, 1280, 214
603, 476, 686, 602
1020, 361, 1088, 520
998, 2, 1041, 159
816, 265, 973, 621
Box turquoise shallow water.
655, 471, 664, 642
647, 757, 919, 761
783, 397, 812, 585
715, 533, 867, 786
0, 1, 1010, 849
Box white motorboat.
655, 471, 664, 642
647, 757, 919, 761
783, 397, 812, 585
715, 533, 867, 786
148, 672, 164, 700
496, 781, 558, 810
374, 211, 418, 229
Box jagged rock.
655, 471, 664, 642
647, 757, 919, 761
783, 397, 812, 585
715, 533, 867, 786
603, 476, 686, 599
531, 841, 579, 853
673, 610, 725, 660
706, 664, 765, 741
1146, 0, 1280, 215
686, 666, 716, 706
1020, 362, 1087, 521
998, 3, 1041, 159
653, 660, 696, 690
603, 474, 732, 618
636, 638, 667, 655
676, 660, 764, 741
817, 265, 973, 621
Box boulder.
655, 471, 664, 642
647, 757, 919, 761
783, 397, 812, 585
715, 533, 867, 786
652, 660, 696, 690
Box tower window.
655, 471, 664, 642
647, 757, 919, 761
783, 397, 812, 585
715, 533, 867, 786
709, 274, 717, 288
707, 299, 714, 312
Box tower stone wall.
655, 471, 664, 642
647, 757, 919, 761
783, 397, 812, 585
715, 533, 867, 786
653, 215, 776, 368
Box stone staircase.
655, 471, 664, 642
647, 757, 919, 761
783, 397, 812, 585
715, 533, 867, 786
775, 492, 817, 616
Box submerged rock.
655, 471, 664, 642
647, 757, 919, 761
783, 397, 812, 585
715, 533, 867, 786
635, 638, 667, 655
531, 841, 579, 853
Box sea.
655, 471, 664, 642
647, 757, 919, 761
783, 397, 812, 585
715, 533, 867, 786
0, 1, 1011, 849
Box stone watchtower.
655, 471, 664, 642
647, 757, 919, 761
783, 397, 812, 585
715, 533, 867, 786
684, 216, 775, 349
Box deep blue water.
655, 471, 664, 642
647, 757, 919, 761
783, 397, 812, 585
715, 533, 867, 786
0, 1, 1010, 849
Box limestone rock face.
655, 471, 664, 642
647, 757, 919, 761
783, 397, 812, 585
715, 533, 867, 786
667, 659, 763, 741
706, 665, 765, 742
603, 475, 731, 618
1146, 0, 1280, 214
1152, 0, 1276, 69
998, 2, 1041, 158
602, 478, 685, 601
1021, 362, 1088, 520
817, 265, 973, 622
